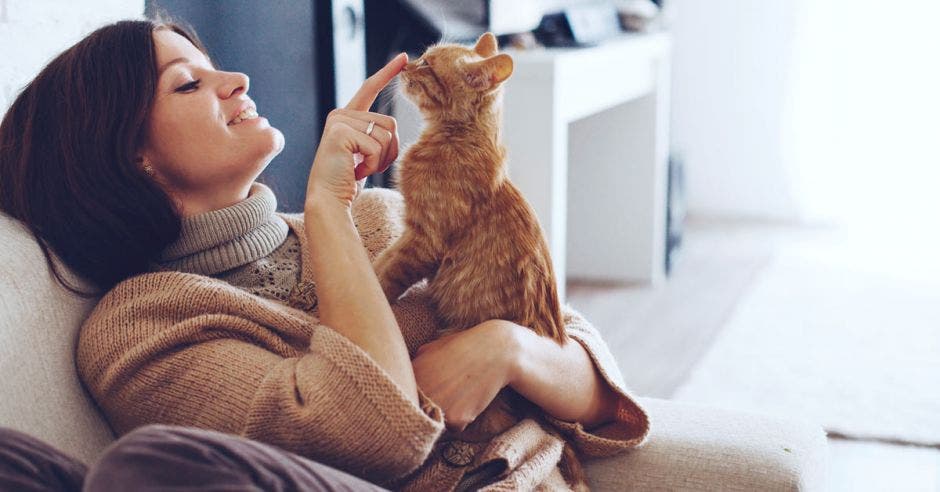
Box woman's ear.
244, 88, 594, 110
465, 53, 514, 90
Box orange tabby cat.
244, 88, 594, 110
373, 33, 587, 490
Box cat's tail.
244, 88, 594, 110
559, 443, 590, 492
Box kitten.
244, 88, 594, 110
373, 33, 587, 490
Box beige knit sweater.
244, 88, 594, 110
76, 186, 649, 490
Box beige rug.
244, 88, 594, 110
673, 246, 940, 446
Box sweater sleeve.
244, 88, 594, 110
243, 315, 445, 482
76, 276, 444, 485
540, 306, 650, 457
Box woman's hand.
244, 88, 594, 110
305, 53, 407, 211
416, 319, 621, 431
412, 320, 521, 431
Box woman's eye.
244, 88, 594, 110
175, 79, 201, 93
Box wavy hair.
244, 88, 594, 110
0, 18, 209, 297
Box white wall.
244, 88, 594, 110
670, 0, 802, 221
786, 0, 940, 235
671, 0, 940, 233
0, 0, 145, 113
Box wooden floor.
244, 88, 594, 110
566, 217, 786, 398
566, 218, 940, 491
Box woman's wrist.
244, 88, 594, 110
501, 320, 620, 426
495, 321, 529, 389
305, 193, 353, 225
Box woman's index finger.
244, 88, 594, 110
344, 52, 408, 111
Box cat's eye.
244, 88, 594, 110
415, 58, 429, 68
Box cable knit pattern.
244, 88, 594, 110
75, 186, 649, 490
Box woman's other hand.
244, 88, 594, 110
412, 321, 521, 431
416, 319, 621, 431
305, 53, 407, 211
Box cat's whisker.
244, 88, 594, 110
377, 84, 401, 112
386, 76, 414, 105
370, 68, 403, 114
383, 93, 404, 110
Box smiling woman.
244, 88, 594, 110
141, 28, 285, 217
0, 20, 289, 295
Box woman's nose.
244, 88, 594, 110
220, 71, 250, 98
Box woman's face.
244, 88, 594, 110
139, 29, 284, 216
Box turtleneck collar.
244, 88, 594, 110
156, 182, 290, 276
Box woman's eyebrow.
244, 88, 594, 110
158, 57, 190, 77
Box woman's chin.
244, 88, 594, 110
236, 136, 284, 182
256, 127, 286, 162
271, 128, 285, 155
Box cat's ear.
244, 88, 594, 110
474, 32, 498, 57
466, 53, 513, 90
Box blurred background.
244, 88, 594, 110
1, 0, 937, 489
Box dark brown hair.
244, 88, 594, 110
0, 19, 209, 297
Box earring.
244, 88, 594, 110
136, 156, 155, 177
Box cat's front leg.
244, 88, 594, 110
372, 248, 406, 301
372, 230, 437, 302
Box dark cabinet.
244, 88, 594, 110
146, 0, 364, 212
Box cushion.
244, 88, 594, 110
584, 397, 829, 491
0, 212, 114, 465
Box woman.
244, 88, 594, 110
0, 18, 648, 490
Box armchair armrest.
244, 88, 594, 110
584, 397, 828, 491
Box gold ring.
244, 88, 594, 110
365, 120, 376, 136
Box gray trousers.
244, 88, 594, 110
0, 425, 387, 491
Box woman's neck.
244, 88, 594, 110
174, 183, 254, 218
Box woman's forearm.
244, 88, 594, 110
304, 200, 418, 404
508, 324, 619, 427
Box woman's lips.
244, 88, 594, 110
230, 115, 267, 128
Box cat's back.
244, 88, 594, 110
396, 135, 503, 228
487, 178, 546, 236
430, 178, 564, 337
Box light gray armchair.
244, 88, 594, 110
0, 212, 828, 490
